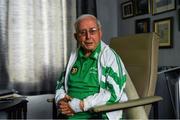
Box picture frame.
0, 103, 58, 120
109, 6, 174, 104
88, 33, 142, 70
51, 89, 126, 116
153, 17, 173, 48
135, 18, 150, 33
152, 0, 176, 15
121, 1, 134, 19
134, 0, 150, 15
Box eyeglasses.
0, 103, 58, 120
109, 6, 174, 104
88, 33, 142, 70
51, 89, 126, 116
77, 27, 99, 36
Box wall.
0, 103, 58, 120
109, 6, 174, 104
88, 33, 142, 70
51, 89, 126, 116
96, 0, 118, 44
96, 0, 180, 66
118, 0, 180, 66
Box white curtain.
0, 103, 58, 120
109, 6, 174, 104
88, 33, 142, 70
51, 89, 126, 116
0, 0, 76, 95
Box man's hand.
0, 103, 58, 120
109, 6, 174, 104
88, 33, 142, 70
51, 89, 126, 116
58, 95, 75, 116
80, 100, 84, 111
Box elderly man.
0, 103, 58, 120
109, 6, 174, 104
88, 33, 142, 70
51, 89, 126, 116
55, 14, 127, 119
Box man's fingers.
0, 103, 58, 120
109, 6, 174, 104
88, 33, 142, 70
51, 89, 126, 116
57, 97, 75, 116
59, 101, 69, 108
65, 95, 72, 100
59, 108, 74, 116
62, 110, 74, 114
58, 101, 75, 116
60, 105, 69, 112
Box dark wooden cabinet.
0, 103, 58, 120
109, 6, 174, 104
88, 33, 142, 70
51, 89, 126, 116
0, 98, 28, 119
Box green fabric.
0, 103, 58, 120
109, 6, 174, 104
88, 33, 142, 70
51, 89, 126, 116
101, 57, 126, 104
67, 43, 101, 119
55, 41, 127, 119
67, 112, 102, 119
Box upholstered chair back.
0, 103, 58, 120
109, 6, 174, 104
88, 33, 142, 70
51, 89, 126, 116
110, 32, 159, 118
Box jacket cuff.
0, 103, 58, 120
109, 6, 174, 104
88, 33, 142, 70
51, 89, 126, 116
55, 89, 66, 104
69, 98, 82, 113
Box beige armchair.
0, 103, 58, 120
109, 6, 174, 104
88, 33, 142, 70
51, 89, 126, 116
90, 33, 162, 119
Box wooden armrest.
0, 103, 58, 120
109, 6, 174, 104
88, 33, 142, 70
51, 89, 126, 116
47, 98, 54, 103
89, 96, 163, 113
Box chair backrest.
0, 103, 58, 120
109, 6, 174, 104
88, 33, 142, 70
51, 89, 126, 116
110, 32, 159, 117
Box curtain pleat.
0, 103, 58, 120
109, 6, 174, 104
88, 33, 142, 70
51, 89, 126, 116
0, 0, 76, 95
0, 0, 9, 89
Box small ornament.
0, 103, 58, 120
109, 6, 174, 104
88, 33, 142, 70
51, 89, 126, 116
71, 67, 78, 74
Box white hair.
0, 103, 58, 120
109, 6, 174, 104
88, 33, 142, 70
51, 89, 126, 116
74, 14, 102, 32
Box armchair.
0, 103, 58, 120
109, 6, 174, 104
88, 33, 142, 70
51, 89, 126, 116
90, 32, 162, 119
48, 32, 162, 119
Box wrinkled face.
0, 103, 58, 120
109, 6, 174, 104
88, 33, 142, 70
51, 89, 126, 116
74, 17, 102, 53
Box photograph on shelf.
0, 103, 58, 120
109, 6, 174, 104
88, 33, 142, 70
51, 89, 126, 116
134, 0, 150, 15
135, 18, 150, 33
121, 1, 134, 19
152, 0, 176, 15
153, 17, 173, 48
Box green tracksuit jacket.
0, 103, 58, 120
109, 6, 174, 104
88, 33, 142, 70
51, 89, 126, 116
55, 41, 127, 119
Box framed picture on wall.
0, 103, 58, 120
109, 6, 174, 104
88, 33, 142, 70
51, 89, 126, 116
121, 1, 134, 19
152, 0, 176, 15
134, 0, 150, 15
135, 18, 150, 33
153, 17, 173, 48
